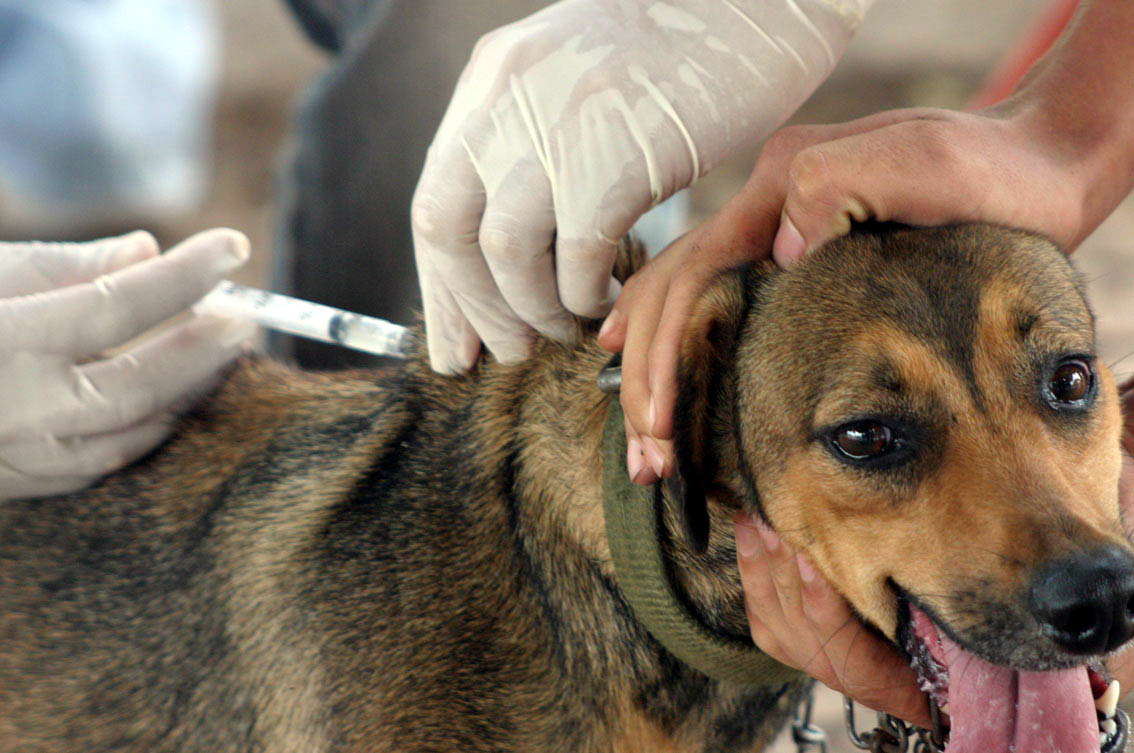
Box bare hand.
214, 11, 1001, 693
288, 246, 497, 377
600, 106, 1105, 484
734, 513, 932, 728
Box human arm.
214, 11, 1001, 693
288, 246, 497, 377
0, 229, 256, 500
601, 0, 1134, 484
411, 0, 872, 373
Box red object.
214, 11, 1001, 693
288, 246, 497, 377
967, 0, 1081, 110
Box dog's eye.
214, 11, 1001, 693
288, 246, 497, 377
1046, 358, 1094, 407
830, 421, 894, 460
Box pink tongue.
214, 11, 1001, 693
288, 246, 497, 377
912, 609, 1098, 753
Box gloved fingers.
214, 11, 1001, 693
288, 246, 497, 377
0, 415, 173, 498
418, 259, 483, 375
37, 313, 256, 441
413, 146, 490, 373
1, 228, 250, 358
0, 230, 159, 298
449, 283, 537, 366
413, 149, 535, 368
551, 126, 659, 320
479, 164, 575, 343
554, 233, 622, 321
0, 469, 99, 501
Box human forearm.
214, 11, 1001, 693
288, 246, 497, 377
999, 0, 1134, 245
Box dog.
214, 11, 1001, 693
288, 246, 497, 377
1, 223, 1130, 753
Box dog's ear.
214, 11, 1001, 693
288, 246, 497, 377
668, 267, 757, 553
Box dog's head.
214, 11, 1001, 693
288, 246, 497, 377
674, 223, 1130, 752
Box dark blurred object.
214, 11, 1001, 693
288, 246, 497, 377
274, 0, 545, 368
281, 0, 380, 52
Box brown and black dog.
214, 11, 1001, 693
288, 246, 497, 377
1, 224, 1131, 753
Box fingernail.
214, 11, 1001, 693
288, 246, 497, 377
540, 314, 578, 345
796, 554, 819, 585
223, 230, 251, 264
756, 521, 780, 553
598, 309, 623, 341
200, 229, 251, 275
772, 215, 806, 266
627, 437, 644, 481
635, 468, 659, 486
113, 230, 159, 263
642, 437, 666, 478
735, 521, 762, 558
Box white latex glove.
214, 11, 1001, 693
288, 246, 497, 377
0, 228, 257, 500
412, 0, 872, 373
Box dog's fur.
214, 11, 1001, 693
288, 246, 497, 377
0, 224, 1127, 752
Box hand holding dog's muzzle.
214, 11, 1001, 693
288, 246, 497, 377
0, 229, 256, 500
734, 513, 934, 731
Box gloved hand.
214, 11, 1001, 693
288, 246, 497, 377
412, 0, 871, 373
0, 228, 257, 501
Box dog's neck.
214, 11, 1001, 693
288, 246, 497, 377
500, 337, 755, 645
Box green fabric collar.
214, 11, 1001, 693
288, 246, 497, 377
601, 399, 802, 686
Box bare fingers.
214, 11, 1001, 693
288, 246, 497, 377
735, 513, 931, 728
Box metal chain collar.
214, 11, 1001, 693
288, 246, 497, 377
792, 689, 946, 753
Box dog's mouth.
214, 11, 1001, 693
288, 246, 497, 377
898, 601, 1127, 753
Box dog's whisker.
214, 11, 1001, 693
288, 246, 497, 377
966, 545, 1024, 568
1107, 348, 1134, 370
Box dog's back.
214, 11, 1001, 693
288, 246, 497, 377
1, 331, 799, 752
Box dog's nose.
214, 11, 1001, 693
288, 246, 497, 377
1029, 547, 1134, 655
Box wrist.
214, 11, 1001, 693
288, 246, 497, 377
989, 0, 1134, 247
998, 99, 1134, 249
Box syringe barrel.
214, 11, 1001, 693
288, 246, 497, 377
196, 282, 410, 358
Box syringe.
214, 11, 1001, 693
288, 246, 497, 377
195, 281, 412, 358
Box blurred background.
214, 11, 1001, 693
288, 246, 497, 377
0, 0, 1130, 748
